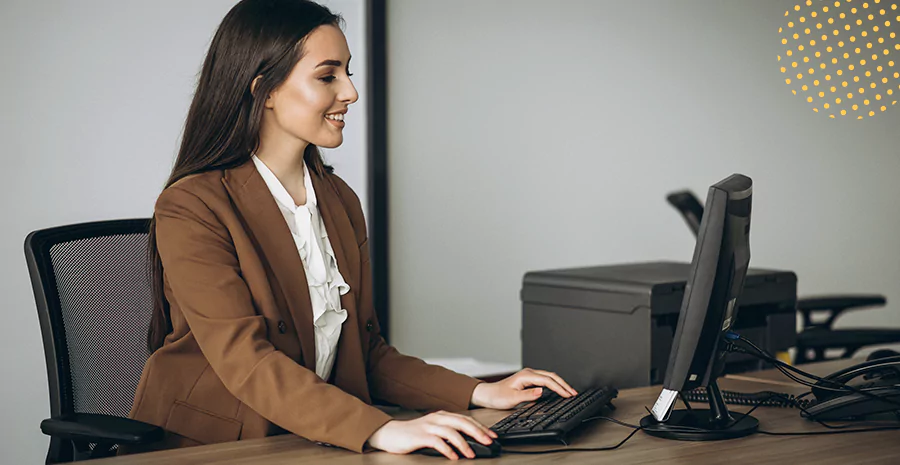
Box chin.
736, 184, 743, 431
315, 136, 344, 149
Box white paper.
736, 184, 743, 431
422, 357, 522, 379
651, 388, 679, 422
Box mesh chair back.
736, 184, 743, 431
26, 219, 153, 420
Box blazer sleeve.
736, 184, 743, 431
359, 240, 482, 411
154, 185, 392, 453
329, 176, 483, 411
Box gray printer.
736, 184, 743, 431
521, 261, 797, 390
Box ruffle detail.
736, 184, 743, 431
289, 212, 348, 334
251, 155, 349, 380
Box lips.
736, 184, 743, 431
325, 109, 347, 129
325, 114, 345, 128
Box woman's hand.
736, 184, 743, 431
469, 368, 578, 410
366, 411, 498, 460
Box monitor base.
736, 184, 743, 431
640, 410, 759, 441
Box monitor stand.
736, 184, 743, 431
640, 381, 759, 440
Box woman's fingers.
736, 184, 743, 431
481, 418, 499, 439
429, 425, 473, 459
531, 369, 578, 396
517, 372, 572, 398
519, 387, 543, 403
453, 412, 497, 440
436, 412, 496, 443
428, 436, 459, 461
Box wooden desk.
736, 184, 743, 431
96, 361, 897, 464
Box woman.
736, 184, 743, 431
129, 0, 577, 460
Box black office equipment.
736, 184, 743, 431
666, 189, 900, 364
683, 387, 812, 409
720, 335, 900, 426
802, 355, 900, 421
521, 262, 796, 391
868, 349, 900, 361
489, 387, 618, 442
685, 353, 900, 421
641, 173, 759, 440
25, 219, 164, 463
666, 190, 704, 233
414, 434, 502, 458
795, 296, 899, 363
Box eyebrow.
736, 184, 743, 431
315, 56, 352, 68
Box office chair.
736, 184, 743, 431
666, 190, 900, 364
25, 219, 164, 463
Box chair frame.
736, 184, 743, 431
25, 219, 160, 463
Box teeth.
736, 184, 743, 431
325, 113, 344, 122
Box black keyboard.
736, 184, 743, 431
490, 386, 618, 442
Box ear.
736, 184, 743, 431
250, 76, 275, 108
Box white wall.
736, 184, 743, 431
0, 1, 368, 463
386, 0, 900, 363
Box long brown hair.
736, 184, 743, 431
148, 0, 342, 352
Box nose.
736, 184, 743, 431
340, 76, 359, 105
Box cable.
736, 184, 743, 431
583, 415, 640, 429
718, 332, 900, 435
726, 342, 848, 394
727, 335, 900, 409
501, 416, 641, 454
681, 388, 900, 436
736, 336, 850, 391
502, 427, 642, 454
755, 391, 900, 430
739, 335, 900, 407
741, 337, 900, 414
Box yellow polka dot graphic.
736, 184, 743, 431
780, 0, 899, 119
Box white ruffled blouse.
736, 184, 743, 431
252, 155, 349, 381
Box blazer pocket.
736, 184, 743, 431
165, 400, 243, 445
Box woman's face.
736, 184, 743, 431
263, 25, 358, 149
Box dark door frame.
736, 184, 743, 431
367, 0, 390, 341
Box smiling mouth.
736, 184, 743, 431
325, 113, 345, 128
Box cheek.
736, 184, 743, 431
275, 83, 332, 128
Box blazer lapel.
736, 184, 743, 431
309, 173, 360, 289
310, 172, 370, 401
222, 161, 317, 372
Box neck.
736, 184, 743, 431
255, 128, 310, 187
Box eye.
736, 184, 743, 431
319, 70, 353, 84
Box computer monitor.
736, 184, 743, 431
641, 173, 757, 440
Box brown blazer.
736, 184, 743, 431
128, 160, 481, 453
